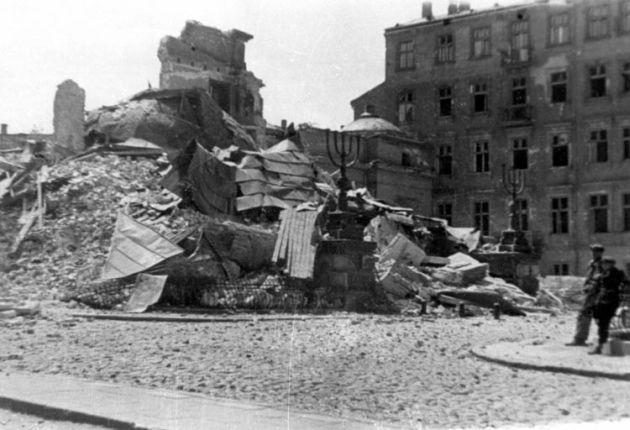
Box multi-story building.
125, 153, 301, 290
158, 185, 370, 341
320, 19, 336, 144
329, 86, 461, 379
352, 0, 630, 275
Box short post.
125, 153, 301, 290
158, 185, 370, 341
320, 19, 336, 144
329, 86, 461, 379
493, 302, 501, 320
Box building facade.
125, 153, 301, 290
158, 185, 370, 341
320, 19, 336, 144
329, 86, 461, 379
352, 0, 630, 275
158, 21, 265, 137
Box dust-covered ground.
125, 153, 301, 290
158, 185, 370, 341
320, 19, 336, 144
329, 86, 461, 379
1, 309, 629, 429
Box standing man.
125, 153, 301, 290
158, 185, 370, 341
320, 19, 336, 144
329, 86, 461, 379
589, 256, 625, 354
566, 244, 604, 346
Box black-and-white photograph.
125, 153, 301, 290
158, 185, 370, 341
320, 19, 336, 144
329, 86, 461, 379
1, 0, 630, 429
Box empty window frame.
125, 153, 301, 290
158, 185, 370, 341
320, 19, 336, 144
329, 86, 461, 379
401, 152, 412, 167
512, 77, 527, 105
623, 62, 630, 93
589, 64, 607, 98
551, 197, 569, 234
510, 20, 530, 62
398, 41, 415, 70
514, 199, 529, 231
551, 132, 569, 167
587, 5, 610, 39
553, 263, 570, 276
512, 137, 528, 169
590, 129, 608, 162
623, 127, 630, 160
474, 141, 490, 173
473, 201, 490, 236
438, 202, 453, 225
438, 87, 453, 116
472, 27, 491, 58
549, 13, 570, 45
550, 71, 567, 103
438, 145, 453, 175
624, 193, 630, 231
472, 82, 489, 113
590, 194, 609, 233
436, 34, 455, 64
397, 91, 415, 124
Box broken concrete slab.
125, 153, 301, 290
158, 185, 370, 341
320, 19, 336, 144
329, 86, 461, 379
432, 252, 488, 286
53, 79, 85, 153
379, 233, 426, 268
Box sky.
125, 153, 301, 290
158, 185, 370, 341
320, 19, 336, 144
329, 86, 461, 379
0, 0, 514, 133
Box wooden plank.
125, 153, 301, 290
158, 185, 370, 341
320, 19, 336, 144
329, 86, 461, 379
294, 212, 309, 278
289, 210, 306, 277
287, 210, 301, 276
279, 208, 294, 265
272, 209, 287, 262
10, 206, 38, 253
304, 211, 319, 278
298, 212, 316, 278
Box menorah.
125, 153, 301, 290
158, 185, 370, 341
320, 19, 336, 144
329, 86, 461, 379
502, 164, 525, 231
326, 130, 359, 212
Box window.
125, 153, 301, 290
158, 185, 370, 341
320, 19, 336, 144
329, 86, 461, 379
510, 20, 529, 62
553, 263, 569, 276
551, 197, 569, 234
512, 137, 528, 169
512, 77, 527, 105
622, 62, 630, 93
398, 41, 415, 70
472, 83, 488, 113
624, 193, 630, 231
590, 129, 608, 162
401, 152, 411, 167
474, 141, 490, 173
623, 127, 630, 160
623, 1, 630, 33
438, 202, 453, 225
550, 71, 567, 103
439, 87, 452, 117
436, 34, 455, 64
438, 145, 453, 175
514, 199, 529, 231
549, 13, 570, 45
551, 132, 569, 167
590, 194, 609, 233
589, 65, 607, 97
472, 27, 491, 58
397, 91, 415, 124
473, 201, 490, 236
587, 5, 610, 39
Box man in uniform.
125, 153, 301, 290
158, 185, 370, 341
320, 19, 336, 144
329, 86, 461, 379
588, 256, 626, 354
566, 244, 604, 346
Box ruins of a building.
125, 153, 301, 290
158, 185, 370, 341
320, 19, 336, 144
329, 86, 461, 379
158, 21, 265, 141
53, 79, 85, 155
352, 0, 630, 275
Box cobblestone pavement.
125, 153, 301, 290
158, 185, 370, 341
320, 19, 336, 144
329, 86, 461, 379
0, 407, 108, 430
1, 310, 630, 429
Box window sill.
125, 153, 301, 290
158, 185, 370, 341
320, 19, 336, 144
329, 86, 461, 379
585, 35, 611, 42
547, 41, 571, 49
550, 164, 570, 169
469, 55, 492, 61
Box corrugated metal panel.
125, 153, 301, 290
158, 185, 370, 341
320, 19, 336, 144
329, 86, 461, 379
272, 208, 320, 279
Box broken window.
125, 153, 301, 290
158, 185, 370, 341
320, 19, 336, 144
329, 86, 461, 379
551, 132, 569, 167
551, 197, 569, 234
623, 1, 630, 33
438, 145, 453, 175
590, 194, 609, 233
550, 71, 567, 103
401, 152, 412, 167
553, 263, 569, 276
512, 137, 528, 170
473, 201, 490, 236
590, 129, 608, 163
587, 5, 610, 39
439, 87, 452, 117
438, 202, 453, 225
474, 141, 490, 173
397, 91, 415, 124
472, 27, 491, 58
589, 65, 607, 97
472, 83, 488, 113
624, 193, 630, 231
622, 62, 630, 93
514, 199, 529, 231
512, 77, 527, 105
398, 41, 415, 70
510, 20, 529, 62
549, 13, 570, 45
436, 34, 455, 64
623, 127, 630, 160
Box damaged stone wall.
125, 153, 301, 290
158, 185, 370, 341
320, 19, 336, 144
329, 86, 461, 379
158, 21, 265, 140
53, 79, 85, 153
